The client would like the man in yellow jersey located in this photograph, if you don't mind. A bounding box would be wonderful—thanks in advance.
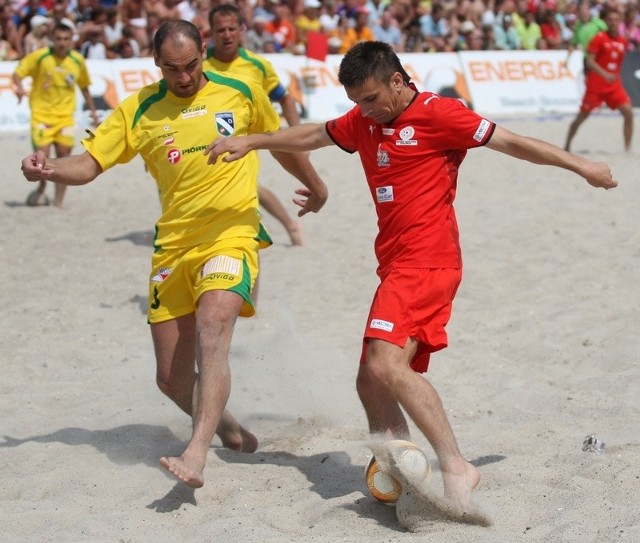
[13,22,99,208]
[205,3,307,246]
[20,20,328,489]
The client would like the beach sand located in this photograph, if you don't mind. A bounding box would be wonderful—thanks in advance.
[2,113,639,542]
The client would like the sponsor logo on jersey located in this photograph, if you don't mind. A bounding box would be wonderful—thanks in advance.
[216,112,235,136]
[473,119,491,142]
[151,267,172,282]
[377,145,390,168]
[181,105,207,119]
[370,318,394,332]
[167,148,182,164]
[376,186,394,203]
[382,128,395,136]
[181,145,207,154]
[396,125,417,146]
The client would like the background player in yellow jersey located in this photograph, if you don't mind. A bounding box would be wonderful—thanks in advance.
[205,3,307,246]
[13,23,99,208]
[20,20,328,489]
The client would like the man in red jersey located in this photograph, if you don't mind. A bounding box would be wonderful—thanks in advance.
[564,8,633,152]
[205,41,617,522]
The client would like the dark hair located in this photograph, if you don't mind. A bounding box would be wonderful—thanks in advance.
[209,4,243,27]
[54,22,73,33]
[153,19,202,55]
[338,41,410,88]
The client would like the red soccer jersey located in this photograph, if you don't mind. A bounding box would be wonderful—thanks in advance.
[586,31,628,90]
[326,91,495,277]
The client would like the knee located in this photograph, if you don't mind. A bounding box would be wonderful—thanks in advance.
[156,372,189,401]
[357,355,394,392]
[156,373,175,399]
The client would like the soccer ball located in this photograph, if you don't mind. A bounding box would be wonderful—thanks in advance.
[365,456,402,505]
[391,440,431,484]
[365,440,432,505]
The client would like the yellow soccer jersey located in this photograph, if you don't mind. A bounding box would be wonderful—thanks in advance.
[14,46,91,121]
[204,47,287,102]
[82,71,280,250]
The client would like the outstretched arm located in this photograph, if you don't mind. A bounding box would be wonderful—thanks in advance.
[205,123,332,164]
[486,125,618,190]
[21,150,103,185]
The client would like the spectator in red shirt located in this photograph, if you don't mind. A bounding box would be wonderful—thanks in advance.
[265,0,297,51]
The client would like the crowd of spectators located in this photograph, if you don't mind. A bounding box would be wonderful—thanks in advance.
[1,0,639,61]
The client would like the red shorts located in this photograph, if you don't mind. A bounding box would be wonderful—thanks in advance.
[580,82,630,112]
[360,267,462,373]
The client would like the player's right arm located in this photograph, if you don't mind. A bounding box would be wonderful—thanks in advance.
[584,51,616,82]
[205,123,332,164]
[12,73,26,104]
[21,150,103,185]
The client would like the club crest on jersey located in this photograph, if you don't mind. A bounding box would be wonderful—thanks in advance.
[396,126,417,146]
[376,186,394,203]
[377,144,390,168]
[216,112,235,137]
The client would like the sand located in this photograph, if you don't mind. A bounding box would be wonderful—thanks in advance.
[2,112,639,542]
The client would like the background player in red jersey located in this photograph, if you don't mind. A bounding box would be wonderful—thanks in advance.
[205,41,617,523]
[564,8,633,152]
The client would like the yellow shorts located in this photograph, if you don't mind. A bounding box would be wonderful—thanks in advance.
[147,237,261,324]
[31,113,75,149]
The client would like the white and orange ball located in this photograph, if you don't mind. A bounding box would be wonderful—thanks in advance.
[365,456,402,505]
[365,440,431,505]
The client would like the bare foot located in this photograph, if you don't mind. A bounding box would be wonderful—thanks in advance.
[441,459,481,514]
[395,459,492,530]
[287,221,303,246]
[216,410,259,452]
[373,441,492,529]
[218,423,258,452]
[159,454,205,488]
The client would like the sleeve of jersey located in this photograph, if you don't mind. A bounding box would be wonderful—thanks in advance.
[263,59,287,101]
[81,106,138,171]
[586,33,603,55]
[14,52,35,78]
[424,96,495,149]
[76,57,92,89]
[325,108,359,153]
[250,83,281,133]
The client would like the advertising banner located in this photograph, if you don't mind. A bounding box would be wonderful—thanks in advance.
[1,49,637,133]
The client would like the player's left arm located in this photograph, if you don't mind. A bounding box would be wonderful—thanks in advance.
[278,93,301,127]
[80,87,100,128]
[584,51,616,82]
[485,125,618,190]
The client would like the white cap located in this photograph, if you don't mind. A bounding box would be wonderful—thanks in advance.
[60,17,77,32]
[304,0,322,8]
[328,36,342,49]
[30,15,50,28]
